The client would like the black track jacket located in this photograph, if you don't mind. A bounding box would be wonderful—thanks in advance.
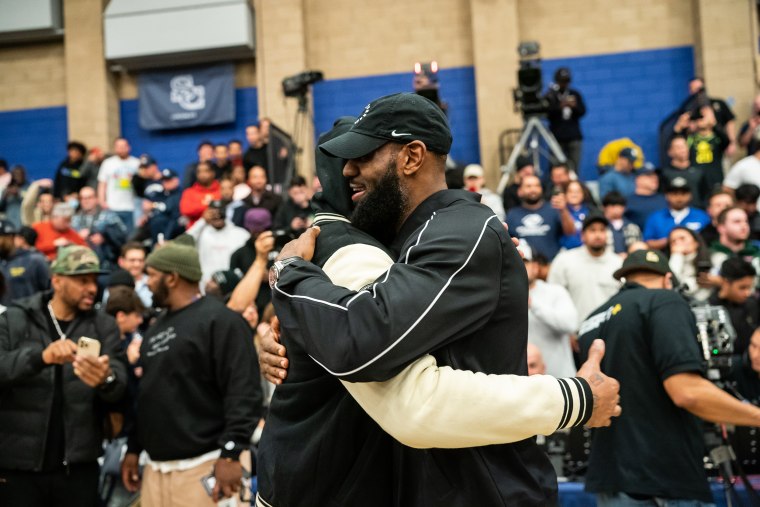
[273,190,564,506]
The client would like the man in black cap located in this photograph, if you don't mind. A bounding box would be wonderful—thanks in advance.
[0,218,49,303]
[546,67,586,172]
[267,93,621,505]
[0,245,127,507]
[143,168,182,245]
[578,249,760,506]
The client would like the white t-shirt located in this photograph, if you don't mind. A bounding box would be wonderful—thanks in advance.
[724,155,760,191]
[98,155,140,211]
[547,246,623,327]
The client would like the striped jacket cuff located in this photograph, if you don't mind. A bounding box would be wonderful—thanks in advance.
[555,377,594,429]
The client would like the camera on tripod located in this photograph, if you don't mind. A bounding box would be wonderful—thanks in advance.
[282,71,324,99]
[691,304,736,381]
[513,41,549,118]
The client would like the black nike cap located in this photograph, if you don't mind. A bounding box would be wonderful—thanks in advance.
[319,92,452,160]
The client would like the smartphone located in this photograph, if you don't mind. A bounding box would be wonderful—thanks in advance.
[77,337,101,358]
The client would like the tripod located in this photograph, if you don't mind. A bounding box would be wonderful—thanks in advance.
[286,93,312,188]
[496,115,566,195]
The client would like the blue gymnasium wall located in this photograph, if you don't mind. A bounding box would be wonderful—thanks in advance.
[120,87,259,174]
[0,46,695,183]
[542,45,695,181]
[311,66,481,164]
[0,106,69,180]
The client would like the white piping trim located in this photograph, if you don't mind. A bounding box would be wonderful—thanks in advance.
[346,290,369,306]
[405,212,436,264]
[569,377,588,426]
[273,283,348,312]
[372,266,393,299]
[312,215,499,377]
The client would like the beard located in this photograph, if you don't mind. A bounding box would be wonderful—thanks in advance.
[151,275,170,309]
[350,160,409,246]
[522,195,541,206]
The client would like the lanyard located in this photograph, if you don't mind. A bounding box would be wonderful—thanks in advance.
[47,302,69,341]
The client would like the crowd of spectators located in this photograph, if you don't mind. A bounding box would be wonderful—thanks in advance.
[1,73,759,506]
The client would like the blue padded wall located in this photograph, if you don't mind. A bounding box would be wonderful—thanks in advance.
[542,46,695,181]
[120,86,259,175]
[311,66,480,165]
[0,106,68,180]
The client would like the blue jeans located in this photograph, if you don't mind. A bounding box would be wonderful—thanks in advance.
[113,210,134,234]
[597,493,715,507]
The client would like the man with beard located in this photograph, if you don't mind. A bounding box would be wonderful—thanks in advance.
[506,174,575,260]
[548,214,623,327]
[0,245,126,506]
[262,94,621,506]
[120,240,261,506]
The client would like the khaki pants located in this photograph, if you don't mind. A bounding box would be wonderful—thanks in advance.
[141,452,251,507]
[141,459,217,507]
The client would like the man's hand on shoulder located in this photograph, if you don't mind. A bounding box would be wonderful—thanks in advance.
[276,226,320,262]
[577,339,622,427]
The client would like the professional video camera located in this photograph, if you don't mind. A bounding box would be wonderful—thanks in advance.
[691,304,736,381]
[282,70,324,99]
[513,41,549,118]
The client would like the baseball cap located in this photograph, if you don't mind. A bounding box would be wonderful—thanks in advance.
[581,213,610,231]
[0,219,18,235]
[139,154,156,167]
[319,93,452,160]
[635,162,656,175]
[161,168,178,179]
[51,245,109,276]
[618,147,639,163]
[613,249,670,280]
[554,67,571,82]
[463,164,484,179]
[107,269,135,289]
[208,199,226,212]
[244,208,272,234]
[666,176,691,193]
[212,268,244,296]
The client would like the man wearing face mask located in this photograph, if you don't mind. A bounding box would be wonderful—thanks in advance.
[578,249,760,506]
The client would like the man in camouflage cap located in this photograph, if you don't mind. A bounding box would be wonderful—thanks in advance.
[0,245,126,507]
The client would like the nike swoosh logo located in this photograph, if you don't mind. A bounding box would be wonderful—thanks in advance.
[391,130,412,137]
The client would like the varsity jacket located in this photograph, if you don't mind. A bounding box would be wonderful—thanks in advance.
[273,190,593,506]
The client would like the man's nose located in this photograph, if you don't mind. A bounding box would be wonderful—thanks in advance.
[343,160,358,178]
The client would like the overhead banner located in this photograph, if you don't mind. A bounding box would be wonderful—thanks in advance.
[138,63,235,130]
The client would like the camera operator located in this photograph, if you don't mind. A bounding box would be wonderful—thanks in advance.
[708,257,758,355]
[730,327,760,405]
[545,67,586,172]
[578,249,760,506]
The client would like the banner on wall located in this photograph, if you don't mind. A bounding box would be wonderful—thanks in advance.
[138,63,235,130]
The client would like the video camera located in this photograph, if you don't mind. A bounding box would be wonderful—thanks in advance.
[282,71,324,98]
[691,304,736,381]
[513,41,549,117]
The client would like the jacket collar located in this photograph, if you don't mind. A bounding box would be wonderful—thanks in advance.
[389,189,478,256]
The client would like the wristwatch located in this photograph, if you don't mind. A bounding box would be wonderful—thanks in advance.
[269,256,302,288]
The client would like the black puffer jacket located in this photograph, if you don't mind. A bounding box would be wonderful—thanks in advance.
[0,291,127,470]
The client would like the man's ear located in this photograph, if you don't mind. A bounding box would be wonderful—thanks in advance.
[663,272,673,290]
[401,141,426,176]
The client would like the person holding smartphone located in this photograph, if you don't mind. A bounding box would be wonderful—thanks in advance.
[0,245,126,507]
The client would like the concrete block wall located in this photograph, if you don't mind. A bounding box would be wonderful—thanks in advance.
[304,0,473,79]
[0,0,757,187]
[0,42,66,111]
